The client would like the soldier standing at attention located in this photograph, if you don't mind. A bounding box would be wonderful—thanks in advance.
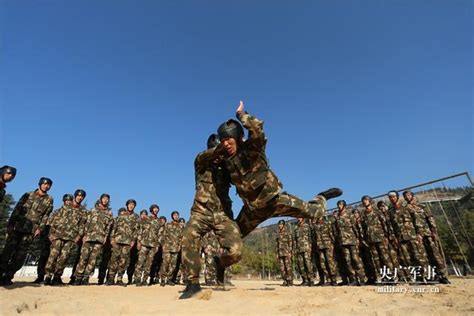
[125,199,139,284]
[44,189,86,285]
[313,216,338,286]
[0,177,54,286]
[73,194,114,285]
[160,211,183,287]
[149,215,166,285]
[276,219,293,286]
[217,101,342,238]
[294,217,314,286]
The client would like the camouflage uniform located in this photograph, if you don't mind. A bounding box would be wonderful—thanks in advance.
[45,204,86,279]
[334,209,365,283]
[313,218,337,284]
[222,112,327,238]
[378,207,401,275]
[133,215,161,284]
[149,220,166,284]
[276,225,293,284]
[390,202,427,281]
[202,231,220,284]
[75,205,114,282]
[294,220,314,285]
[181,148,243,286]
[0,190,54,281]
[361,206,394,281]
[159,221,183,282]
[107,211,138,283]
[406,200,447,279]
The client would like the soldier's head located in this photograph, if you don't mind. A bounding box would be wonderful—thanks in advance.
[0,165,17,183]
[278,219,285,230]
[352,208,361,219]
[38,177,53,193]
[171,211,180,222]
[402,190,414,203]
[140,209,148,219]
[99,193,110,207]
[63,194,73,206]
[377,201,388,212]
[118,207,127,216]
[336,200,346,211]
[296,217,304,224]
[387,191,399,204]
[207,133,221,149]
[218,119,244,156]
[361,195,371,207]
[159,216,167,224]
[126,199,137,212]
[149,204,160,216]
[74,189,86,205]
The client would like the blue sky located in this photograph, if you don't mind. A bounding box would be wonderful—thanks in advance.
[1,1,472,223]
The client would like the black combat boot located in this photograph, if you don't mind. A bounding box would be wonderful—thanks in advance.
[139,280,147,286]
[98,278,104,285]
[179,283,202,299]
[33,275,45,284]
[439,276,451,284]
[214,257,225,286]
[287,280,294,286]
[316,276,325,286]
[315,188,343,201]
[148,277,155,286]
[72,277,82,286]
[105,278,115,286]
[280,280,288,287]
[68,276,76,285]
[0,275,13,286]
[133,278,141,286]
[307,279,314,287]
[44,276,52,286]
[160,279,166,287]
[52,276,65,286]
[347,276,357,286]
[81,277,89,286]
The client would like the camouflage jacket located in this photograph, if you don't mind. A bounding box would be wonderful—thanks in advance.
[161,221,183,253]
[361,207,387,243]
[313,219,334,250]
[49,204,87,241]
[379,210,397,242]
[334,210,358,246]
[111,212,138,245]
[191,148,233,219]
[390,203,417,241]
[276,227,293,257]
[202,230,220,255]
[406,202,433,237]
[222,112,282,211]
[82,206,114,243]
[8,190,54,234]
[294,221,312,253]
[138,216,161,248]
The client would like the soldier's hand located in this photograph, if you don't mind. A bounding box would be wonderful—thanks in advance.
[75,236,82,243]
[111,239,117,248]
[83,236,88,243]
[34,229,41,238]
[137,242,142,250]
[130,241,135,248]
[49,235,55,242]
[236,100,244,114]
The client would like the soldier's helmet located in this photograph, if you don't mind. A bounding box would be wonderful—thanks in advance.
[63,194,73,202]
[336,200,346,207]
[159,216,167,222]
[361,195,371,203]
[126,199,137,206]
[118,207,127,215]
[217,119,244,141]
[100,193,110,200]
[402,190,413,197]
[140,209,148,216]
[179,218,185,224]
[0,165,17,180]
[207,133,220,149]
[278,219,285,225]
[377,201,387,208]
[388,190,399,198]
[149,204,160,213]
[171,210,180,217]
[74,189,86,198]
[38,177,53,187]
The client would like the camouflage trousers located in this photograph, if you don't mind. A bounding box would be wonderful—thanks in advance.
[0,231,34,279]
[318,247,337,280]
[398,239,427,280]
[368,242,393,279]
[108,244,131,281]
[75,241,103,278]
[237,193,326,238]
[45,239,75,278]
[149,247,163,281]
[422,236,447,277]
[341,245,365,280]
[172,252,186,282]
[278,256,293,281]
[295,251,313,281]
[133,245,158,281]
[204,252,217,282]
[160,251,179,280]
[182,207,242,285]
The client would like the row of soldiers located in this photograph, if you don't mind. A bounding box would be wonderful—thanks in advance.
[277,190,450,286]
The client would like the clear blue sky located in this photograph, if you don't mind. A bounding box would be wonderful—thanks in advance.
[1,1,472,223]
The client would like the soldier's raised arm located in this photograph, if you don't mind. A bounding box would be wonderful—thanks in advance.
[235,101,266,148]
[7,193,30,231]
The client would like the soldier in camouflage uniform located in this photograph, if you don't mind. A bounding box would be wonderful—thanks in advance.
[133,205,162,286]
[216,102,342,238]
[377,201,402,280]
[294,217,314,286]
[0,177,54,286]
[334,200,366,286]
[125,200,139,284]
[160,211,183,286]
[149,215,166,285]
[313,216,337,286]
[276,219,293,286]
[388,191,427,283]
[44,189,86,285]
[202,230,220,285]
[106,199,139,286]
[403,191,450,284]
[33,194,73,284]
[0,165,17,203]
[361,196,394,283]
[73,194,114,285]
[352,208,375,284]
[171,217,187,284]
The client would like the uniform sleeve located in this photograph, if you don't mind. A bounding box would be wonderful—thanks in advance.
[421,204,437,231]
[237,111,266,148]
[195,147,226,173]
[8,193,30,227]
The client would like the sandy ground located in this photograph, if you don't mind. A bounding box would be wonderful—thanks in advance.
[0,277,473,315]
